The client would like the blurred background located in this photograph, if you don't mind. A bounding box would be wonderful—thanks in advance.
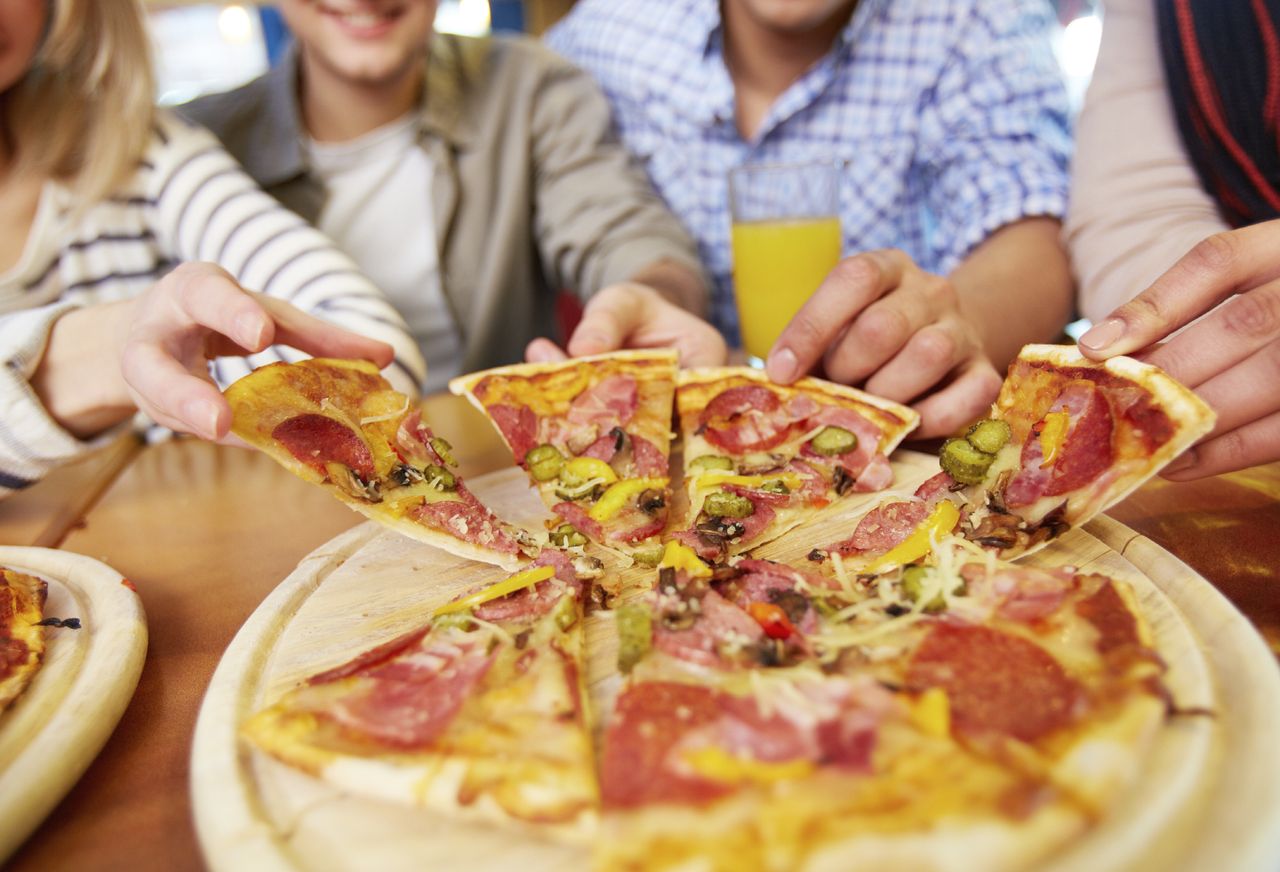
[145,0,1103,108]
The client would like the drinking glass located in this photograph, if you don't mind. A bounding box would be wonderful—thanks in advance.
[728,161,842,362]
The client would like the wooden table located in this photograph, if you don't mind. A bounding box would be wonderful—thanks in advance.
[2,393,1278,871]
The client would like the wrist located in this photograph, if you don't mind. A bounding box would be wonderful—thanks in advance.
[30,301,138,438]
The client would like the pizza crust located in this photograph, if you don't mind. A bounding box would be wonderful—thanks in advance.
[448,349,680,399]
[0,569,46,714]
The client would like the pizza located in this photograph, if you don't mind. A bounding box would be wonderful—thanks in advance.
[450,350,678,562]
[225,358,539,570]
[235,345,1215,870]
[240,549,601,838]
[594,538,1172,872]
[670,368,918,562]
[823,344,1216,567]
[0,567,47,715]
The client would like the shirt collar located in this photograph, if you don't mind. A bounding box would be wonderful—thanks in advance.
[249,33,478,187]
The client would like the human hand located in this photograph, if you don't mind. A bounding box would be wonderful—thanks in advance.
[764,249,1002,438]
[1078,223,1280,479]
[119,263,394,441]
[525,282,728,367]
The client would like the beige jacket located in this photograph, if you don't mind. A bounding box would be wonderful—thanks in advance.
[181,34,707,373]
[1065,0,1227,323]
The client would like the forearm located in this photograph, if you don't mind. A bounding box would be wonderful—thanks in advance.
[29,302,136,439]
[625,258,709,316]
[949,217,1074,369]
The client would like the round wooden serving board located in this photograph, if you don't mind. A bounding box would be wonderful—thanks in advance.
[0,546,148,862]
[191,454,1280,872]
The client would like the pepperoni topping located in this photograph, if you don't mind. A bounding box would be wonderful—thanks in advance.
[553,501,605,542]
[829,499,929,556]
[906,622,1084,742]
[630,434,669,477]
[1005,382,1115,509]
[310,627,432,684]
[1075,577,1142,656]
[853,453,893,492]
[567,375,638,429]
[412,500,521,554]
[613,514,666,544]
[579,433,619,463]
[720,559,827,634]
[722,484,790,507]
[984,566,1074,623]
[700,385,795,453]
[487,404,538,465]
[601,682,732,808]
[272,414,374,479]
[323,638,496,749]
[787,459,830,504]
[914,471,957,504]
[731,501,777,546]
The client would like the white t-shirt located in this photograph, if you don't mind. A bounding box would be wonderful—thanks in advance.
[306,114,462,394]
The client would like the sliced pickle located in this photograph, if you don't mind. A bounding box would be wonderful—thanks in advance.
[549,523,587,548]
[900,565,947,614]
[615,604,653,673]
[429,436,457,466]
[810,426,858,457]
[939,437,996,486]
[964,419,1012,455]
[422,464,457,491]
[759,479,791,495]
[691,455,734,472]
[525,444,564,482]
[703,490,755,519]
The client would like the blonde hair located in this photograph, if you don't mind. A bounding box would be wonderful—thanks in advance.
[5,0,155,207]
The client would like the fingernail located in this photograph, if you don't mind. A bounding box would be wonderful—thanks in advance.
[1079,318,1125,352]
[184,399,219,440]
[1162,449,1196,476]
[235,313,265,349]
[767,347,798,383]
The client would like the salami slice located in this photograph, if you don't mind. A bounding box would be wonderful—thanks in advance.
[322,638,496,749]
[1005,382,1115,508]
[906,622,1084,742]
[700,385,796,453]
[272,414,374,478]
[829,499,929,556]
[487,403,538,464]
[553,501,606,542]
[413,500,521,554]
[652,589,764,667]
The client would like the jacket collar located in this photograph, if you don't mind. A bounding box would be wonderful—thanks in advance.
[247,34,478,186]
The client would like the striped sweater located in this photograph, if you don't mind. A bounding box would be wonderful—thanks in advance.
[0,111,427,496]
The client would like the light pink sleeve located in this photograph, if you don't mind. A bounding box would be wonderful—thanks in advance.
[1065,0,1229,323]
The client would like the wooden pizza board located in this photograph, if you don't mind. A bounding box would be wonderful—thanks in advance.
[0,546,148,862]
[190,454,1280,872]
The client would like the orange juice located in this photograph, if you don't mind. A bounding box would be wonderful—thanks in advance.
[730,217,842,359]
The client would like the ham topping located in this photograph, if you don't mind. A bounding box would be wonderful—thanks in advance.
[567,375,638,429]
[487,404,538,465]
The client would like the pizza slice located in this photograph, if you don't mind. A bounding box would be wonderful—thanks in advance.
[671,368,919,563]
[225,358,539,570]
[596,539,1176,872]
[240,550,600,838]
[450,350,678,562]
[0,567,47,715]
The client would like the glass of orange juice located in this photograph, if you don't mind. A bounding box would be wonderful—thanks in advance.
[729,161,842,362]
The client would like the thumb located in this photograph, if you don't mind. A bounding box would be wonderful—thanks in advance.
[566,287,642,356]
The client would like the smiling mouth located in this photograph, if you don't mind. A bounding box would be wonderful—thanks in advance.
[313,2,406,29]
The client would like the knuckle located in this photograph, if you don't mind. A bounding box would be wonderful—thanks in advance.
[1186,232,1239,275]
[857,305,911,349]
[830,254,882,290]
[1219,288,1280,340]
[911,326,957,368]
[1118,291,1174,330]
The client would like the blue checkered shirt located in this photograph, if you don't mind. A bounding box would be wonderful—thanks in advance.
[548,0,1072,345]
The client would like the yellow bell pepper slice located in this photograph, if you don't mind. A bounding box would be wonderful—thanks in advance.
[694,471,804,491]
[911,688,951,739]
[1038,410,1071,468]
[434,565,555,616]
[864,500,960,573]
[658,540,713,579]
[682,746,814,785]
[564,456,618,485]
[588,477,667,522]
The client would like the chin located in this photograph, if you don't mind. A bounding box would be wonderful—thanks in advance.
[735,0,852,34]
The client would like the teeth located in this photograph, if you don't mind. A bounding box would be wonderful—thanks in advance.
[342,12,385,26]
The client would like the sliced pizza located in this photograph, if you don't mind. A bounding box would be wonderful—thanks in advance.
[0,567,47,715]
[596,538,1175,872]
[671,368,919,563]
[450,350,678,562]
[225,358,538,570]
[241,550,600,838]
